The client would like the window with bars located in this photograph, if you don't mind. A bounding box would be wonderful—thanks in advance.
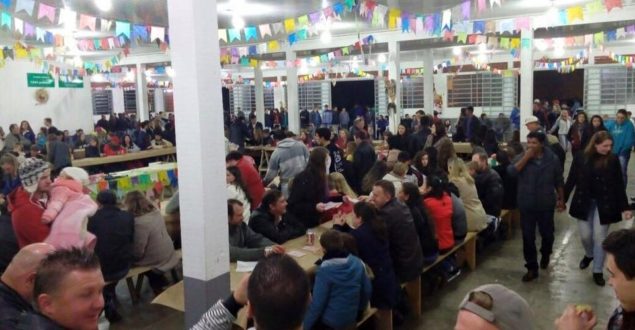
[447,73,504,108]
[264,87,275,109]
[92,90,113,115]
[401,77,425,109]
[229,85,256,114]
[584,66,635,115]
[123,89,137,114]
[375,79,387,115]
[298,82,330,111]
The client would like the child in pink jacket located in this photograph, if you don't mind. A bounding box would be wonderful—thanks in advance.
[43,167,98,249]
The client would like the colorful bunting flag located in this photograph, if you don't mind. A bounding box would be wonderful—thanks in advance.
[15,0,35,16]
[115,21,131,38]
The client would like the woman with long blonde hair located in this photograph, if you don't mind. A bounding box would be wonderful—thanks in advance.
[328,172,357,198]
[447,157,487,232]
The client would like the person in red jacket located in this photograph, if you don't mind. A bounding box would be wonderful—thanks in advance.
[8,158,53,248]
[103,135,127,156]
[226,151,264,210]
[423,175,455,253]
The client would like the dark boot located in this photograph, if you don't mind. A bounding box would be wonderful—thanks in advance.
[522,269,539,282]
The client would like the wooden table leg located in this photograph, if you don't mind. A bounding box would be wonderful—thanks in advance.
[465,237,477,271]
[375,309,393,330]
[126,278,139,304]
[404,277,421,318]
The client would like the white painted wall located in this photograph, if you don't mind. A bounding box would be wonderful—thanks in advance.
[0,61,93,133]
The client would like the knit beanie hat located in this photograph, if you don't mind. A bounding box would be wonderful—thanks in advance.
[60,167,90,186]
[19,158,50,193]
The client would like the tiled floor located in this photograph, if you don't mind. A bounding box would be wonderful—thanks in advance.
[111,153,635,330]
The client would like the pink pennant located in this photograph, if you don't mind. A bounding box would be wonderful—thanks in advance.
[477,0,486,13]
[605,0,622,12]
[515,17,531,31]
[37,3,56,23]
[79,14,96,31]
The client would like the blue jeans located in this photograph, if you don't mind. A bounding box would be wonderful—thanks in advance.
[618,150,631,187]
[578,201,609,274]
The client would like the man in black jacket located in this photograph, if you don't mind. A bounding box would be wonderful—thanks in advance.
[471,151,504,217]
[0,243,54,329]
[315,128,344,174]
[249,190,305,244]
[508,132,565,282]
[369,180,424,283]
[299,108,310,129]
[87,190,134,322]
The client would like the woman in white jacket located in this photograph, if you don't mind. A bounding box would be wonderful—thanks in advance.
[226,165,252,221]
[550,110,572,152]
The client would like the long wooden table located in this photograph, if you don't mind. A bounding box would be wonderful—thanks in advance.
[244,146,276,174]
[71,147,177,167]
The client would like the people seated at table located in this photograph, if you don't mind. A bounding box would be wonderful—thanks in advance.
[322,172,356,220]
[288,147,330,228]
[47,132,72,177]
[87,190,135,322]
[333,202,398,311]
[369,180,424,283]
[398,151,422,186]
[387,124,409,151]
[226,166,252,220]
[315,127,345,174]
[41,167,98,250]
[192,255,310,330]
[352,130,377,193]
[492,149,518,212]
[423,175,455,254]
[122,134,140,153]
[228,199,284,262]
[103,135,126,157]
[150,133,174,149]
[382,161,408,194]
[249,190,305,244]
[400,182,439,264]
[303,230,371,330]
[262,130,309,197]
[448,157,488,232]
[361,160,388,195]
[225,151,264,209]
[73,130,90,150]
[19,248,105,330]
[84,137,101,158]
[123,191,180,295]
[471,151,504,218]
[0,243,54,328]
[134,121,151,151]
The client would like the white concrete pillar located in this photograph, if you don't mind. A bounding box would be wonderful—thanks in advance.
[286,48,299,133]
[520,28,534,142]
[422,49,435,115]
[166,0,230,327]
[154,88,166,114]
[273,75,285,110]
[254,66,265,124]
[388,40,401,133]
[135,63,149,121]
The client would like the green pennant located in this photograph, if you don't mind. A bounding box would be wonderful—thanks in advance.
[342,47,349,55]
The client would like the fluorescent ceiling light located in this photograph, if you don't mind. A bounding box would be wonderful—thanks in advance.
[231,16,245,29]
[218,0,276,17]
[95,0,112,12]
[453,46,462,56]
[378,53,386,63]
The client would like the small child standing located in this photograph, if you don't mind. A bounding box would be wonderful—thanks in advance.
[303,230,371,330]
[43,167,99,249]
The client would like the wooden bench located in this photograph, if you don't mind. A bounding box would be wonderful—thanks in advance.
[500,209,520,239]
[422,231,478,273]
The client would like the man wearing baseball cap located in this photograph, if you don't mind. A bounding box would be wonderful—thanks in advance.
[7,158,52,247]
[455,284,534,330]
[525,115,566,170]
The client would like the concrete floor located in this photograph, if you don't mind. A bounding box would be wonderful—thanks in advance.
[109,154,635,330]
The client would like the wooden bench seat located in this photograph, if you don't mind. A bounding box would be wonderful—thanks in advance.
[500,209,520,238]
[422,231,478,273]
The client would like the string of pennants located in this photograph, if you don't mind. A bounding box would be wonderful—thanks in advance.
[0,0,168,44]
[93,169,178,198]
[222,35,376,69]
[534,50,590,73]
[607,51,635,68]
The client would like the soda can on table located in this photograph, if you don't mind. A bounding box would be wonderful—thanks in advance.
[306,230,315,246]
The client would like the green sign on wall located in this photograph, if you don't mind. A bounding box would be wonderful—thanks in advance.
[27,73,55,88]
[59,77,84,88]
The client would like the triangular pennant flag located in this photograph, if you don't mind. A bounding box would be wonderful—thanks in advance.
[1,11,11,28]
[461,1,471,20]
[267,40,279,51]
[15,0,35,16]
[37,3,55,23]
[510,38,520,49]
[288,32,297,45]
[605,0,622,12]
[132,25,148,42]
[284,18,295,33]
[388,8,400,29]
[477,0,486,13]
[457,32,468,43]
[60,9,76,30]
[489,0,501,7]
[499,37,510,49]
[297,15,308,28]
[594,32,604,45]
[0,0,11,9]
[79,14,96,31]
[566,6,583,22]
[107,37,115,49]
[342,47,349,55]
[35,27,44,41]
[272,22,284,35]
[23,21,34,37]
[473,21,485,33]
[14,17,23,34]
[259,24,271,38]
[150,26,165,42]
[115,21,131,38]
[218,29,227,42]
[344,0,355,10]
[244,26,257,41]
[297,28,307,40]
[228,28,241,42]
[101,19,112,32]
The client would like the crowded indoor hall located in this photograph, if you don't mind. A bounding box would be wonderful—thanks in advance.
[1,0,635,329]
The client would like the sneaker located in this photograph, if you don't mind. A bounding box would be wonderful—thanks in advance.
[522,270,539,282]
[447,268,462,282]
[540,257,550,269]
[593,273,605,286]
[579,256,593,270]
